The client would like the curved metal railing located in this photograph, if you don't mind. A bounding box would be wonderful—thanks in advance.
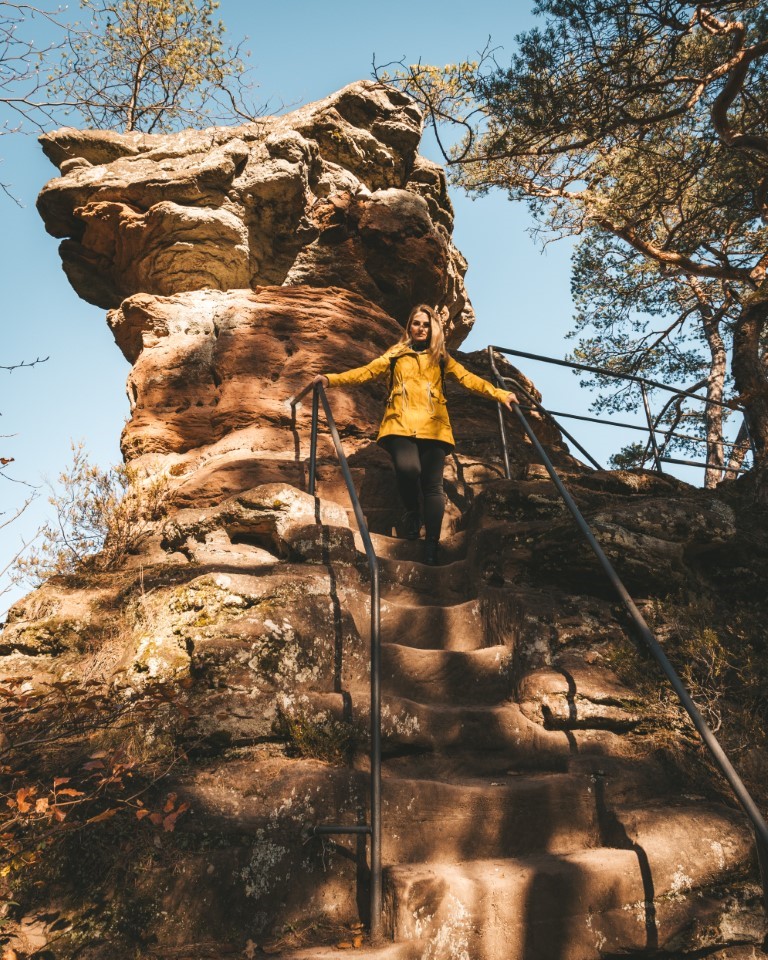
[290,381,382,941]
[489,344,753,479]
[487,346,768,914]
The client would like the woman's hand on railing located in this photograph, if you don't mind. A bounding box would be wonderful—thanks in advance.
[501,391,519,411]
[291,375,328,407]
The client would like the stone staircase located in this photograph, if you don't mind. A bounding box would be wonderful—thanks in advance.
[280,476,765,960]
[5,447,764,958]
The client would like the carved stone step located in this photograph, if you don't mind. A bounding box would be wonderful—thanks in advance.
[378,582,474,614]
[378,555,474,601]
[363,529,469,563]
[380,772,600,862]
[381,643,512,706]
[378,696,625,762]
[384,804,757,959]
[380,598,488,651]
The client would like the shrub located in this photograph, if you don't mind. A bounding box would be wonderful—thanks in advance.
[13,442,173,585]
[0,674,193,949]
[608,594,768,806]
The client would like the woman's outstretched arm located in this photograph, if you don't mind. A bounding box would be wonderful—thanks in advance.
[314,347,399,389]
[445,356,518,409]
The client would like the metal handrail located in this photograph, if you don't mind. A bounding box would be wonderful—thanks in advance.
[487,346,768,914]
[491,345,746,410]
[498,373,604,471]
[290,381,382,941]
[490,344,753,477]
[510,392,751,476]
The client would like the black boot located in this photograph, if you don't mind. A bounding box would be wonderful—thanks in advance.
[424,538,439,566]
[401,510,421,540]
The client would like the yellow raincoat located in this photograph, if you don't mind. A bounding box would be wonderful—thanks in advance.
[325,345,511,447]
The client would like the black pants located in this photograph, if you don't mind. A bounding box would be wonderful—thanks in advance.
[380,436,451,541]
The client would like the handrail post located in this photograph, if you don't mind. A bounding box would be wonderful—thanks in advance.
[308,385,319,495]
[496,402,513,480]
[640,382,663,473]
[743,416,758,467]
[488,347,512,479]
[305,385,382,942]
[369,560,382,942]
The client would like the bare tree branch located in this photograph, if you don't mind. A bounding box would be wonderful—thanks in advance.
[0,355,49,371]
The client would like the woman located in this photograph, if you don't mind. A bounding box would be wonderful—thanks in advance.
[313,305,518,565]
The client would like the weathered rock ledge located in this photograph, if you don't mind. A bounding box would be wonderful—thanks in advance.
[37,81,475,342]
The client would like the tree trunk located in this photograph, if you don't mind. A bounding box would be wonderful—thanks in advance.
[686,276,728,487]
[731,289,768,499]
[702,312,727,488]
[725,419,751,477]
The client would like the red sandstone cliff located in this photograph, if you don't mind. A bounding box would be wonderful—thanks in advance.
[0,81,765,960]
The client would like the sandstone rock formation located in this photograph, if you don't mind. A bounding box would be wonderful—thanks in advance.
[37,82,474,342]
[101,284,558,527]
[1,80,766,959]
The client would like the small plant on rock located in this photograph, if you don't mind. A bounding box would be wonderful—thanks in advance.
[274,704,365,766]
[608,594,768,806]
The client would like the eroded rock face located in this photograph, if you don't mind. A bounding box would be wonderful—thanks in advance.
[112,285,398,461]
[37,81,475,342]
[104,284,553,523]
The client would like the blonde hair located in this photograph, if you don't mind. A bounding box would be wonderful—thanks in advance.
[398,305,447,365]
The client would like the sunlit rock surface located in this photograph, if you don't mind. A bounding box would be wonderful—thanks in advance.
[37,81,474,342]
[1,80,765,960]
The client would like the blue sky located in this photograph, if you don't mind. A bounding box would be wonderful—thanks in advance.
[0,0,687,608]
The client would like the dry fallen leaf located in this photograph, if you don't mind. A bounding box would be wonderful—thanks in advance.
[243,939,258,960]
[82,759,106,772]
[86,807,118,824]
[352,935,363,948]
[15,786,36,813]
[335,942,353,950]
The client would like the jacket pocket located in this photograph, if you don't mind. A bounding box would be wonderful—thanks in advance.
[429,391,450,424]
